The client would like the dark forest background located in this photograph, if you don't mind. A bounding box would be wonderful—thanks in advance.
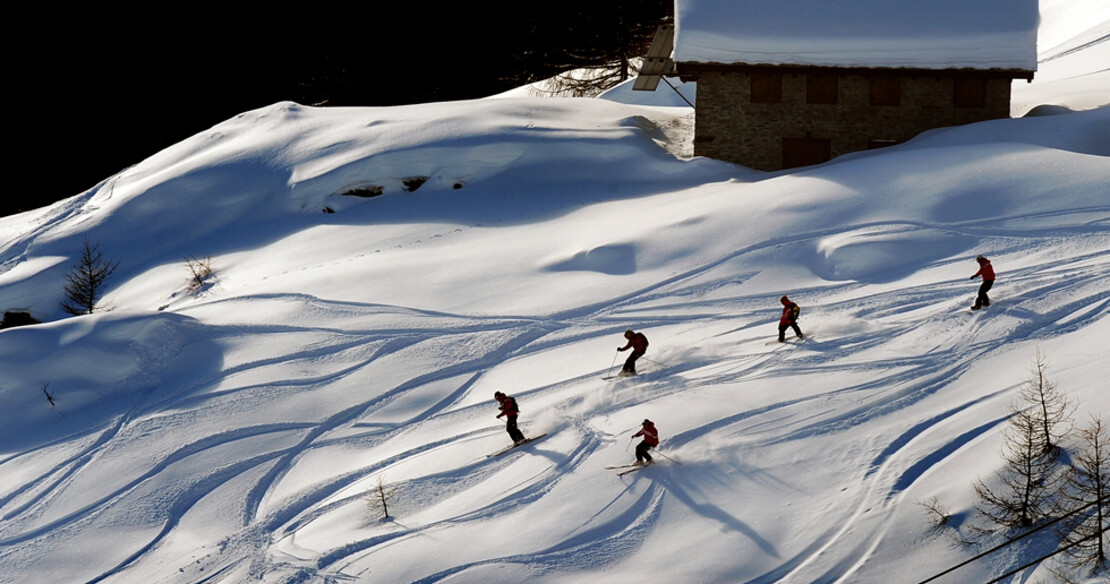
[7,2,671,218]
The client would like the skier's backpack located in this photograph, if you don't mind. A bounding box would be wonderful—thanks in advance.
[792,305,800,320]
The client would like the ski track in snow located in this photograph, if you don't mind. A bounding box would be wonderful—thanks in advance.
[1,217,1106,584]
[1,53,1107,579]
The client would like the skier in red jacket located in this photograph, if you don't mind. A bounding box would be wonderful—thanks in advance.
[617,329,649,376]
[631,419,659,465]
[970,255,995,310]
[778,295,804,342]
[494,391,526,445]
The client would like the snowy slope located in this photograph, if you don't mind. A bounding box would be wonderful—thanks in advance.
[1011,0,1110,115]
[1,6,1108,584]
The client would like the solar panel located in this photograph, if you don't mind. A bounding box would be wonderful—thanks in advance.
[633,25,675,91]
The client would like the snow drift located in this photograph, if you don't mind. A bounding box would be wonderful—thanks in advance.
[0,4,1108,583]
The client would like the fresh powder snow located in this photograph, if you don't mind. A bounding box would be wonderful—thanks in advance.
[0,3,1108,584]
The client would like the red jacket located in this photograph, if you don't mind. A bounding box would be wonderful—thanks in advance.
[619,332,649,353]
[973,258,995,281]
[496,395,519,418]
[779,298,799,326]
[634,423,659,446]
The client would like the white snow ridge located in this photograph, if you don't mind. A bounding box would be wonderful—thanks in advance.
[1,2,1108,583]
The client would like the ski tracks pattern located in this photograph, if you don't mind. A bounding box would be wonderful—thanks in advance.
[1,224,1107,583]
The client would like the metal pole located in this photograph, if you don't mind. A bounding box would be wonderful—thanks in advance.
[661,76,696,110]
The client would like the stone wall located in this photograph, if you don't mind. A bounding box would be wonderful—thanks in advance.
[691,69,1013,170]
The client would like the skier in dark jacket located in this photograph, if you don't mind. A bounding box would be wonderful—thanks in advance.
[617,329,649,376]
[631,419,659,465]
[778,295,804,342]
[970,255,995,310]
[494,391,526,445]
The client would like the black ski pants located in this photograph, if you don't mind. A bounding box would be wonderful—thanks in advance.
[974,280,993,309]
[778,322,802,341]
[636,441,654,463]
[504,415,525,443]
[622,350,645,374]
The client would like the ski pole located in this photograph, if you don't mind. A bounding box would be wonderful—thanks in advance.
[607,350,620,377]
[653,448,681,465]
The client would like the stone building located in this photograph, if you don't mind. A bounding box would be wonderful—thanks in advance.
[672,0,1038,170]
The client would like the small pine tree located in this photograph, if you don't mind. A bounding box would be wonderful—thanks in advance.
[974,351,1077,531]
[1019,350,1075,454]
[60,237,119,315]
[366,475,398,520]
[919,496,951,530]
[1056,415,1109,576]
[185,255,214,292]
[975,407,1067,529]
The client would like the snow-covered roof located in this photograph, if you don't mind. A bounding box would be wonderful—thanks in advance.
[674,0,1039,71]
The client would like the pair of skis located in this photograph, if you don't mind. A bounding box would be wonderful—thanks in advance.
[487,433,547,457]
[601,366,642,380]
[765,334,810,346]
[605,461,653,476]
[488,436,659,476]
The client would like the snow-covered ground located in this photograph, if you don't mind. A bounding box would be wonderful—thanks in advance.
[1,4,1107,584]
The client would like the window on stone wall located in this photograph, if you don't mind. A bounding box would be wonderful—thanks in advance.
[807,74,838,104]
[751,73,783,103]
[782,137,831,168]
[869,76,901,106]
[954,77,987,107]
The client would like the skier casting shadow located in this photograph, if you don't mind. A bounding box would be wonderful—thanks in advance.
[617,328,649,376]
[969,254,995,310]
[494,391,526,445]
[631,419,659,465]
[777,295,804,342]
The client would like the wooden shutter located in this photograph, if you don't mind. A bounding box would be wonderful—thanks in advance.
[806,74,838,104]
[751,73,783,103]
[782,137,831,168]
[869,76,901,106]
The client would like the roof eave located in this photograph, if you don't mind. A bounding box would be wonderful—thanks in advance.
[675,61,1036,82]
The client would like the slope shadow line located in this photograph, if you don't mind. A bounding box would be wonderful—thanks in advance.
[656,470,779,557]
[0,423,312,547]
[405,485,667,584]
